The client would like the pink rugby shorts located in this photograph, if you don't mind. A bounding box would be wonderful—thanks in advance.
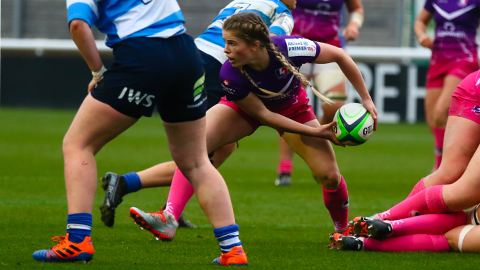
[426,57,479,89]
[449,70,480,125]
[218,88,317,134]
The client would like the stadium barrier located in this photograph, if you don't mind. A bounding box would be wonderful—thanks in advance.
[2,38,476,123]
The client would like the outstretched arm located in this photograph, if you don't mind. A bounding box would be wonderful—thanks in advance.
[233,93,344,146]
[313,42,377,130]
[70,19,105,92]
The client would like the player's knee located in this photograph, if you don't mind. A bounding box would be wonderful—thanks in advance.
[315,171,341,189]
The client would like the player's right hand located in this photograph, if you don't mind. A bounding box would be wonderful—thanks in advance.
[419,36,433,50]
[316,121,345,147]
[88,76,103,93]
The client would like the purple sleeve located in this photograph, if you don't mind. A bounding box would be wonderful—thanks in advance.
[219,63,251,101]
[271,35,321,67]
[423,0,434,13]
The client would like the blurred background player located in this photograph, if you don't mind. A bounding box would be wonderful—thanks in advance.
[415,0,480,171]
[32,0,248,265]
[100,0,295,228]
[274,0,364,186]
[330,204,480,253]
[129,13,377,243]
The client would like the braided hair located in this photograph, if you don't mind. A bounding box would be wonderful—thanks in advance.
[223,12,332,104]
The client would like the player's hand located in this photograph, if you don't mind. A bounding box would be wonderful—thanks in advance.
[362,98,378,131]
[315,120,345,147]
[418,35,433,50]
[88,76,103,93]
[343,23,359,42]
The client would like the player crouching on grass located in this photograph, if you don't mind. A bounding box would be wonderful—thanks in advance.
[127,12,378,262]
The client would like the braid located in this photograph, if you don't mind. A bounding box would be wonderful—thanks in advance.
[266,43,333,104]
[224,13,332,103]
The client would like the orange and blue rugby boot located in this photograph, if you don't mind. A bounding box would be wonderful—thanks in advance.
[33,233,94,263]
[212,246,248,266]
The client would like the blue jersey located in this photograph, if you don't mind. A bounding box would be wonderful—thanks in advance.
[195,0,294,64]
[67,0,186,47]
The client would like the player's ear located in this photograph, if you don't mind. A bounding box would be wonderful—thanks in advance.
[251,40,261,52]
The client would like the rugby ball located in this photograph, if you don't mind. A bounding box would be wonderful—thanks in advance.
[333,103,374,146]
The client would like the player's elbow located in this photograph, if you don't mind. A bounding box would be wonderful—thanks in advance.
[69,19,89,35]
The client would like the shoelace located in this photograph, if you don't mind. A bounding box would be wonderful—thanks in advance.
[50,236,67,249]
[151,210,167,224]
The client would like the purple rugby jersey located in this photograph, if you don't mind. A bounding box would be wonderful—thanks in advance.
[220,35,320,112]
[291,0,345,46]
[425,0,480,61]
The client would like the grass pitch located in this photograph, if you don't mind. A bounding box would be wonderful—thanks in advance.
[1,107,479,269]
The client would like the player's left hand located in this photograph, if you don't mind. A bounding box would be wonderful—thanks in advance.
[362,98,378,131]
[343,23,359,42]
[88,76,103,93]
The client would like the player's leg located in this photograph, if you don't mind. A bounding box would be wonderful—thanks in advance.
[33,94,138,262]
[274,136,294,186]
[283,119,348,233]
[424,88,443,170]
[160,103,254,223]
[330,233,450,252]
[443,144,480,212]
[446,221,480,253]
[313,62,347,125]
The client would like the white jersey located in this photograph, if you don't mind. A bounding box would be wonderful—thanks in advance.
[67,0,186,47]
[195,0,294,64]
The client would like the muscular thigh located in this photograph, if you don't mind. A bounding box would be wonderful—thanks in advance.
[282,120,339,176]
[427,116,480,186]
[445,143,480,211]
[433,75,463,126]
[205,104,254,152]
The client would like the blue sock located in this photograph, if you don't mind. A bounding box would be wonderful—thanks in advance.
[123,172,142,193]
[214,224,242,253]
[66,213,92,243]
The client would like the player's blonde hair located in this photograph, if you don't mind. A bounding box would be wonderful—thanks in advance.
[223,13,332,104]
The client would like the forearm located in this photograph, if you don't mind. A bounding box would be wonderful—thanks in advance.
[257,112,317,136]
[70,20,104,72]
[336,51,369,100]
[414,20,428,40]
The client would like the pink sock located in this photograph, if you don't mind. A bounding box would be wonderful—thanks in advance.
[433,127,445,170]
[277,160,293,174]
[165,168,195,221]
[322,176,349,231]
[406,178,426,199]
[390,211,466,236]
[379,185,450,220]
[364,234,450,252]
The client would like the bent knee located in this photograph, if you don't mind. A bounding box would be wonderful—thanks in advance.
[315,171,341,189]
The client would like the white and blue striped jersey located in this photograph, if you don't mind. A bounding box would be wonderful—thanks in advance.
[67,0,186,47]
[195,0,294,64]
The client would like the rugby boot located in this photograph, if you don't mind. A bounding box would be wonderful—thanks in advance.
[100,172,127,227]
[212,246,248,266]
[33,234,94,263]
[352,216,392,239]
[130,207,178,241]
[162,204,197,228]
[329,233,363,251]
[328,227,353,248]
[274,173,291,187]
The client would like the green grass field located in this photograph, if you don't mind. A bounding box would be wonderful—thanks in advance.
[1,107,479,269]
